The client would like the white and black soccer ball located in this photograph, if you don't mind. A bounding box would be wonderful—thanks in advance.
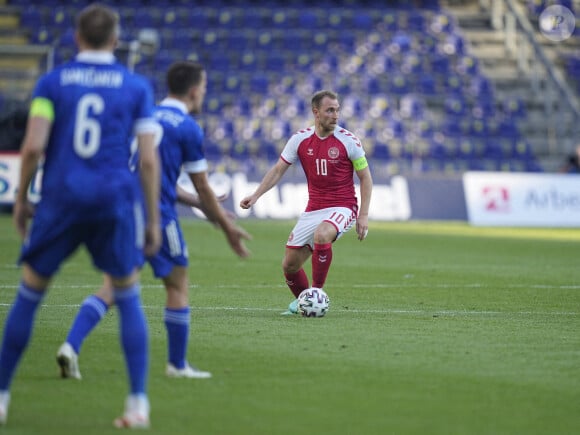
[297,287,330,318]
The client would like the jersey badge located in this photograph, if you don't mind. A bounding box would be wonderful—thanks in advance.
[328,147,339,159]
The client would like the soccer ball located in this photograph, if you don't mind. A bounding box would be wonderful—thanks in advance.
[297,287,330,318]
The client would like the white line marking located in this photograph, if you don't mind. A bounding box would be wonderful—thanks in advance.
[1,283,580,290]
[0,303,576,317]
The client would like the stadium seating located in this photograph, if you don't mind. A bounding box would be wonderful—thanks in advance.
[9,0,544,174]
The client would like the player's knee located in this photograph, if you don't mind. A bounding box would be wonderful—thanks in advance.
[282,259,300,274]
[314,223,337,244]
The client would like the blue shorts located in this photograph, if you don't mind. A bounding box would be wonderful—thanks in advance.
[146,215,188,279]
[20,200,144,279]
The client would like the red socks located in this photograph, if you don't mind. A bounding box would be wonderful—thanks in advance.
[284,243,333,297]
[284,269,309,298]
[312,242,332,289]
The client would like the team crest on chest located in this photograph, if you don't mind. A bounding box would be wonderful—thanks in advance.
[307,148,314,156]
[328,147,339,159]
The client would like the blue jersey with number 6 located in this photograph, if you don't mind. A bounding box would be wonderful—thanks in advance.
[33,53,155,208]
[20,52,158,278]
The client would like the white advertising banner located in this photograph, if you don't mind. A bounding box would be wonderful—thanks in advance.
[0,153,22,204]
[0,153,42,204]
[463,171,580,227]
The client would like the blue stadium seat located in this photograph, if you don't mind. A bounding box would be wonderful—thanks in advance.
[48,7,74,30]
[132,8,161,28]
[257,142,280,162]
[382,11,400,31]
[230,142,251,161]
[456,55,480,75]
[270,8,293,29]
[368,95,393,118]
[249,73,269,93]
[400,94,425,119]
[407,11,426,31]
[389,32,412,53]
[469,75,494,98]
[372,143,390,161]
[203,141,224,163]
[502,97,527,119]
[326,11,345,28]
[19,7,42,29]
[30,27,56,45]
[169,30,196,51]
[472,99,496,119]
[184,8,216,30]
[388,74,410,95]
[428,136,451,161]
[431,54,451,74]
[416,74,437,95]
[153,50,174,71]
[238,51,258,71]
[469,119,488,137]
[58,28,76,48]
[352,11,373,29]
[209,53,233,72]
[297,9,324,27]
[243,8,268,28]
[223,74,242,95]
[401,52,424,75]
[444,73,465,96]
[217,8,244,28]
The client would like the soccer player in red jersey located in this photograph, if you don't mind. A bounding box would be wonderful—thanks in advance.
[240,90,373,314]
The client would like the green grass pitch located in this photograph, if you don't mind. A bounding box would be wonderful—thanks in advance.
[0,214,579,434]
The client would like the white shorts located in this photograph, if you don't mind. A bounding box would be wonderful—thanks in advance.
[286,207,357,250]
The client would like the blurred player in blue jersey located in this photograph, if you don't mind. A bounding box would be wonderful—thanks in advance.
[56,60,251,382]
[0,3,161,429]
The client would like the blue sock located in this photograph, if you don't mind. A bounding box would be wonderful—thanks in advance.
[0,282,45,390]
[164,307,190,369]
[114,283,148,395]
[66,295,109,354]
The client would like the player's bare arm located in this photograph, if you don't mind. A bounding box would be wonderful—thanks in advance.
[355,166,373,241]
[191,172,251,258]
[239,158,290,209]
[138,132,162,257]
[176,186,236,224]
[14,115,50,239]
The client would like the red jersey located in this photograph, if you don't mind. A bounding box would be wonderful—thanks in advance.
[280,125,366,212]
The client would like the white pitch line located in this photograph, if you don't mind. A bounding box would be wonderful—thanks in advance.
[1,283,580,290]
[0,303,577,317]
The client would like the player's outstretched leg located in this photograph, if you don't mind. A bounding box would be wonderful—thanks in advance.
[113,394,150,429]
[57,294,109,380]
[311,242,333,289]
[56,342,82,380]
[282,269,309,315]
[164,307,211,379]
[113,283,149,429]
[0,283,45,425]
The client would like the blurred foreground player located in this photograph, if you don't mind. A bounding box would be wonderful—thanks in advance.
[56,60,251,382]
[0,3,160,429]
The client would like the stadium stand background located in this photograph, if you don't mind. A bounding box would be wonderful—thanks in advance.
[0,0,579,175]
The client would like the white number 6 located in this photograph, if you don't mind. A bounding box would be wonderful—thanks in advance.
[74,94,104,158]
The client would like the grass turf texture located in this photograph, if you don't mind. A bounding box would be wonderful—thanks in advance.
[0,214,578,434]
